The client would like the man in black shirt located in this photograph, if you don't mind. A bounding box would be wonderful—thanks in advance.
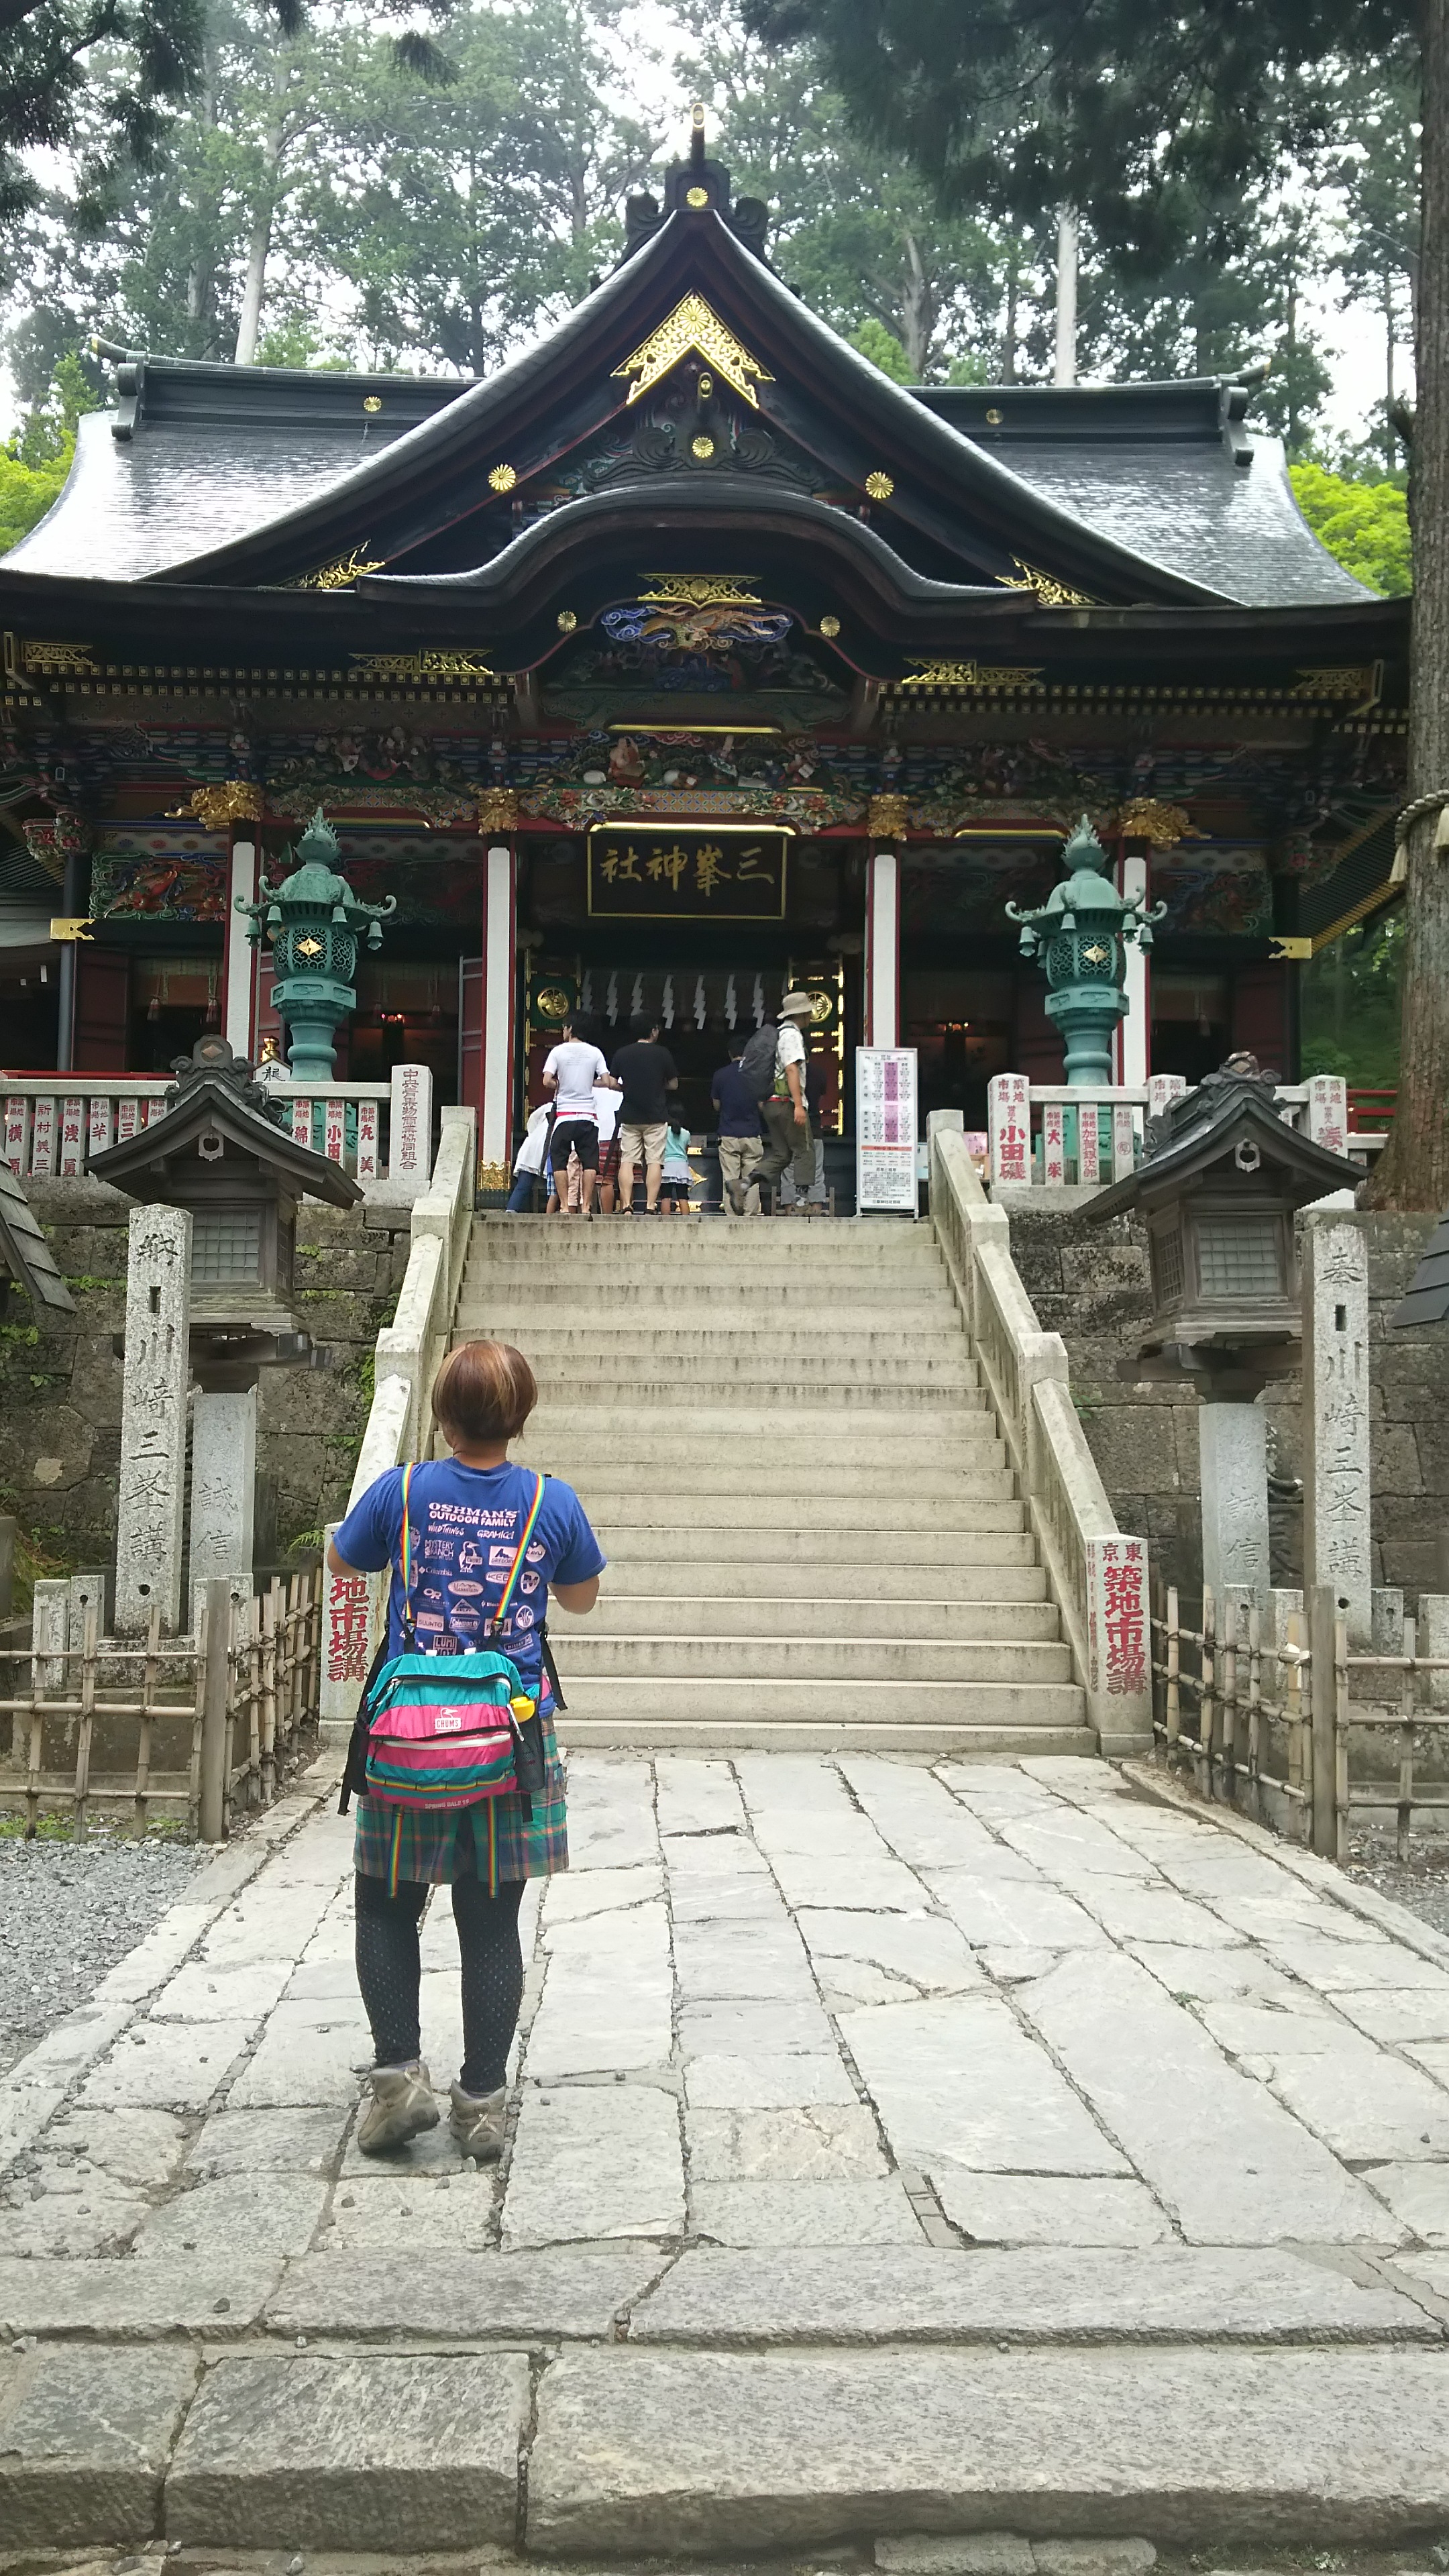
[610,1012,678,1215]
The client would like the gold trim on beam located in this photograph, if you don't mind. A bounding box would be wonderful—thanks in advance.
[350,651,497,682]
[293,545,386,591]
[900,660,1044,690]
[21,640,97,674]
[612,294,774,409]
[638,576,763,606]
[998,559,1094,607]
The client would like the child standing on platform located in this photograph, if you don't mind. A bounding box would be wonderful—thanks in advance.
[659,1111,693,1214]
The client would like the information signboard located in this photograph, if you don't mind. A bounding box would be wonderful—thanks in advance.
[855,1046,918,1215]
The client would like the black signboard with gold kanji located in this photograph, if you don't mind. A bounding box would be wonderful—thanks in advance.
[586,825,789,920]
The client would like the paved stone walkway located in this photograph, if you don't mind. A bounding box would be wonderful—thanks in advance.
[7,1750,1449,2555]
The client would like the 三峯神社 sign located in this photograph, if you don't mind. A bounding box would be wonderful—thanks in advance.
[586,827,788,920]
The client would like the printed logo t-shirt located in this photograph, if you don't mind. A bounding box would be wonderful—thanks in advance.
[333,1458,606,1705]
[543,1040,610,1122]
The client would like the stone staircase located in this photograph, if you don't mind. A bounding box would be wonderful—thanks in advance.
[450,1215,1093,1754]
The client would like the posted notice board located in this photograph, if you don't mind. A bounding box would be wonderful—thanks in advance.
[855,1046,918,1214]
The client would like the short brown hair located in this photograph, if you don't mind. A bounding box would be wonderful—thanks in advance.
[432,1340,537,1445]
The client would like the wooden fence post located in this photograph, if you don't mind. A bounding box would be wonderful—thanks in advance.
[198,1576,232,1844]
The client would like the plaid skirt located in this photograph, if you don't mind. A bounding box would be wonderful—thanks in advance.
[353,1707,568,1892]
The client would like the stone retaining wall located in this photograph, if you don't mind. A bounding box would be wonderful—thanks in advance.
[0,1184,407,1592]
[1004,1201,1449,1605]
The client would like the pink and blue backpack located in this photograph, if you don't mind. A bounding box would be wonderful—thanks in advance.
[357,1462,546,1817]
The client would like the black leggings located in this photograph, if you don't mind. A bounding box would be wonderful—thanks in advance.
[354,1865,525,2095]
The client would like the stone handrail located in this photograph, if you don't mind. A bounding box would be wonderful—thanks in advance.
[929,1114,1151,1756]
[319,1104,477,1725]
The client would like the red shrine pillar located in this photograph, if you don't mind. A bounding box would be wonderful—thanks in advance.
[864,797,906,1049]
[477,796,518,1178]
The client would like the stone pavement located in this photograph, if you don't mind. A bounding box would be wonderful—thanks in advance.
[7,1750,1449,2555]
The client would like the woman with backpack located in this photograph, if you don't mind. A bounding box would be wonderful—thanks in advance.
[327,1339,605,2161]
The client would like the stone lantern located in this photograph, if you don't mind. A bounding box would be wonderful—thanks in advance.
[236,808,395,1082]
[1006,814,1165,1086]
[91,1034,362,1625]
[1086,1053,1362,1605]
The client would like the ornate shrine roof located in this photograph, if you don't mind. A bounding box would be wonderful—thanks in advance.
[6,134,1372,627]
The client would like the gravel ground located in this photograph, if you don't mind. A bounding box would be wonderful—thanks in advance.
[1342,1836,1449,1941]
[0,1829,207,2078]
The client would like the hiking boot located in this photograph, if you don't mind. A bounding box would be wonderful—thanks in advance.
[356,2059,439,2155]
[450,2080,508,2162]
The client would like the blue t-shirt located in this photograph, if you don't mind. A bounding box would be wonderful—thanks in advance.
[333,1458,606,1703]
[712,1061,762,1137]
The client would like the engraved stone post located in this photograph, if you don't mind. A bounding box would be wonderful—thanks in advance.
[1198,1403,1271,1604]
[189,1389,257,1627]
[320,1516,381,1729]
[115,1205,191,1637]
[1302,1214,1372,1647]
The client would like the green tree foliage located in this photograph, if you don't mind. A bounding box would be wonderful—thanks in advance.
[672,0,1052,380]
[1289,460,1411,594]
[1301,912,1405,1089]
[1328,61,1419,476]
[0,350,104,552]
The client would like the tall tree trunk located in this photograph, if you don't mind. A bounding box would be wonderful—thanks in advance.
[233,106,286,366]
[898,232,935,378]
[1054,208,1078,386]
[1386,270,1397,476]
[1003,253,1018,383]
[1368,0,1449,1210]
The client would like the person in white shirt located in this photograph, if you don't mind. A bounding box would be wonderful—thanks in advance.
[743,989,816,1208]
[541,1016,620,1217]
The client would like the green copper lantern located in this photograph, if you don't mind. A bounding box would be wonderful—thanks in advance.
[237,809,396,1083]
[1006,814,1165,1087]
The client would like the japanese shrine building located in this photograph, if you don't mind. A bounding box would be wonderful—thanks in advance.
[0,115,1409,1171]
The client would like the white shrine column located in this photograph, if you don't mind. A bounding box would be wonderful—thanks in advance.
[115,1205,192,1637]
[221,799,262,1059]
[480,835,518,1175]
[1302,1214,1372,1646]
[864,798,906,1049]
[1114,845,1150,1086]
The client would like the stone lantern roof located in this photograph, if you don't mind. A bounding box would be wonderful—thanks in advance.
[1088,1055,1362,1223]
[90,1034,361,1211]
[0,1161,75,1313]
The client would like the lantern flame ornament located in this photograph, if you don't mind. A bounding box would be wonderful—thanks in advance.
[1006,814,1165,1087]
[236,809,396,1083]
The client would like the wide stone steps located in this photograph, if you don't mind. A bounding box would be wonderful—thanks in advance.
[584,1591,1059,1638]
[525,1403,994,1447]
[555,1631,1072,1682]
[598,1523,1039,1568]
[587,1490,1022,1532]
[452,1211,1086,1752]
[458,1303,959,1336]
[551,1675,1087,1732]
[590,1558,1051,1599]
[525,1454,1010,1499]
[526,1371,983,1409]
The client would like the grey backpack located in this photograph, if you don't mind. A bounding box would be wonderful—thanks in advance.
[739,1021,778,1102]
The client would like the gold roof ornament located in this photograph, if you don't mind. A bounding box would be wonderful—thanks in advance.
[864,471,894,500]
[557,610,578,632]
[868,793,911,837]
[1108,798,1201,847]
[294,545,386,590]
[1289,663,1383,709]
[20,640,97,674]
[900,660,1044,691]
[819,615,841,639]
[639,576,763,606]
[488,463,518,493]
[349,650,496,683]
[999,559,1094,607]
[613,293,774,409]
[477,788,521,835]
[174,781,265,827]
